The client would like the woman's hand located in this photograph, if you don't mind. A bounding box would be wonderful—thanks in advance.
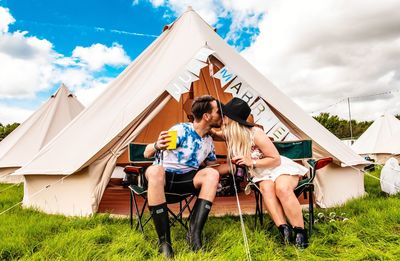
[232,155,252,168]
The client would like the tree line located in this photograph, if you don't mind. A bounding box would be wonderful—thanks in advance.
[313,113,400,139]
[0,123,20,142]
[1,113,400,142]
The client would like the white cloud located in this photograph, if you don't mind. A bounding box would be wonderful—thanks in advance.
[0,32,57,98]
[0,7,131,123]
[72,43,131,71]
[147,0,265,39]
[0,104,33,124]
[74,78,112,107]
[147,0,400,120]
[149,0,166,8]
[241,0,400,121]
[132,0,139,6]
[55,67,113,107]
[56,68,93,90]
[0,6,15,33]
[0,8,57,99]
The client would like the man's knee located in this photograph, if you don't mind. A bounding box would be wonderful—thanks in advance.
[199,168,219,186]
[146,165,165,184]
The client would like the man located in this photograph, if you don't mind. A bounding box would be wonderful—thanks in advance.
[143,95,222,258]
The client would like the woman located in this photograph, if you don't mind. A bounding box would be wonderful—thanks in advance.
[216,97,308,248]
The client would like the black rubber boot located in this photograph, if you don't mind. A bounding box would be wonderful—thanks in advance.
[186,198,212,251]
[149,203,174,258]
[293,226,308,249]
[278,224,292,245]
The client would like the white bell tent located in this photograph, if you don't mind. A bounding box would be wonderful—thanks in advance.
[0,84,84,183]
[352,114,400,164]
[14,8,367,216]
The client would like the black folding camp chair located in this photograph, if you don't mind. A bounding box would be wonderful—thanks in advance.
[124,143,197,232]
[250,140,332,236]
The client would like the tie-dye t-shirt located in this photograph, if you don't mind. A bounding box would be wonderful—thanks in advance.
[161,123,216,174]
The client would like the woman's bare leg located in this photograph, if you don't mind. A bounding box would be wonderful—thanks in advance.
[259,180,286,226]
[275,175,304,228]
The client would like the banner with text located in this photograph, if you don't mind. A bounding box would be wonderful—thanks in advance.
[219,74,290,140]
[250,99,279,133]
[166,46,213,101]
[213,66,236,87]
[268,122,290,141]
[224,77,259,105]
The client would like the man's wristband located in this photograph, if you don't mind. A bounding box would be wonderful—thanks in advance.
[153,142,160,151]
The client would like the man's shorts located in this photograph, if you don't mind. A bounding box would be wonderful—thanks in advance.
[165,170,199,194]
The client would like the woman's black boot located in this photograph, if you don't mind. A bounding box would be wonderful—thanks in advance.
[293,226,308,249]
[149,203,174,258]
[278,224,292,244]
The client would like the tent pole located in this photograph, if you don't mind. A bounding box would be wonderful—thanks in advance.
[347,97,353,143]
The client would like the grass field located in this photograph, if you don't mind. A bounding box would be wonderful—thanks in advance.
[1,168,399,260]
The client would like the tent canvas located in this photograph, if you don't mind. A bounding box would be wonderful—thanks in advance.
[352,114,400,164]
[0,85,84,183]
[15,8,367,216]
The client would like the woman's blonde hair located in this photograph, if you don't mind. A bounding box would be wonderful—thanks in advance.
[224,120,252,159]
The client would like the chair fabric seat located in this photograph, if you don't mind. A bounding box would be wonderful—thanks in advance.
[294,178,311,197]
[130,185,146,195]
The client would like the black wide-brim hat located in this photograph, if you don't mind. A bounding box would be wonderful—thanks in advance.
[220,97,255,127]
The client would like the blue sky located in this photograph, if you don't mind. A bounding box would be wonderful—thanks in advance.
[7,0,169,58]
[1,0,400,124]
[0,0,262,123]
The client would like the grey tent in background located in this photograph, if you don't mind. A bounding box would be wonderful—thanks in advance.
[0,84,84,183]
[14,8,367,216]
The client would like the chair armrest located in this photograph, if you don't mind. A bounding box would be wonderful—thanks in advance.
[304,157,333,184]
[124,165,147,187]
[307,157,333,170]
[124,166,143,175]
[315,157,333,170]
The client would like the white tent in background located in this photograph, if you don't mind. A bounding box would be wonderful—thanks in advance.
[352,114,400,164]
[0,84,84,183]
[14,7,367,216]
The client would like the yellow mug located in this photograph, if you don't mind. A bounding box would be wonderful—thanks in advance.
[166,130,177,150]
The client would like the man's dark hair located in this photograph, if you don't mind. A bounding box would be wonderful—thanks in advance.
[191,95,216,121]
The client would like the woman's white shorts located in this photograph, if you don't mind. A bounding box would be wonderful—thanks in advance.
[251,156,308,183]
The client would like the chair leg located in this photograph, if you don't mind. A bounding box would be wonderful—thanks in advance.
[130,189,133,229]
[254,190,259,228]
[184,197,191,227]
[254,189,263,228]
[169,196,196,230]
[138,197,151,230]
[183,196,196,227]
[259,194,263,226]
[186,198,192,213]
[168,208,188,230]
[131,191,145,232]
[309,186,314,236]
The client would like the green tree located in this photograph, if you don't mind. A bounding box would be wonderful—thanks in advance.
[313,113,372,139]
[0,122,20,141]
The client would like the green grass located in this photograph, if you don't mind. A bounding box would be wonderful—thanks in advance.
[1,168,399,260]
